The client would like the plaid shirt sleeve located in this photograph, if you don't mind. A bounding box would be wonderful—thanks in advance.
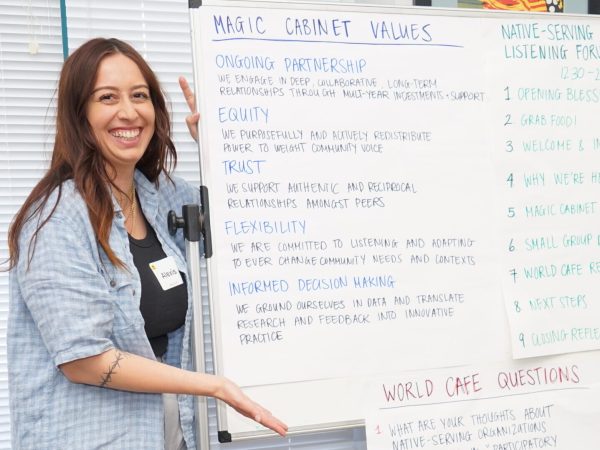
[15,211,116,367]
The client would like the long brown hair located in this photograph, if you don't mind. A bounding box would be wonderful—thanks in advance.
[6,38,177,269]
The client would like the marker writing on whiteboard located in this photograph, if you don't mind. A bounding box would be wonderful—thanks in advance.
[218,106,269,123]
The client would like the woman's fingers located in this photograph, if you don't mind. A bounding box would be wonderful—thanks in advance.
[184,112,200,142]
[249,404,288,436]
[178,76,196,112]
[261,412,289,436]
[178,76,199,142]
[219,377,288,436]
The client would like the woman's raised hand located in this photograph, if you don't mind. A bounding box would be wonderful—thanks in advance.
[178,76,200,142]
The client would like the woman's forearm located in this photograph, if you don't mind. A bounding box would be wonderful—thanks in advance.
[59,348,221,396]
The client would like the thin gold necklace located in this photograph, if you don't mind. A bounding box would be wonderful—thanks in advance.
[119,184,136,233]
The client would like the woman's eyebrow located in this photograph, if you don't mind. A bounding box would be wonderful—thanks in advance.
[91,84,149,94]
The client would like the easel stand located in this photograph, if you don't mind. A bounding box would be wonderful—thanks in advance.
[168,187,213,450]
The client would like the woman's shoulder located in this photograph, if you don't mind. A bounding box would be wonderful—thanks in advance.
[17,180,94,250]
[48,180,89,219]
[24,180,90,231]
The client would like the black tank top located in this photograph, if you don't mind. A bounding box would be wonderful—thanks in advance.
[128,213,188,357]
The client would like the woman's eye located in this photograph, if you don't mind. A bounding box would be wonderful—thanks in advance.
[133,92,150,100]
[99,93,115,102]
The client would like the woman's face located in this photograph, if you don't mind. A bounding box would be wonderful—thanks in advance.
[86,53,155,176]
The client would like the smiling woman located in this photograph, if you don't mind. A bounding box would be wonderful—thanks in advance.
[87,54,156,180]
[5,38,286,450]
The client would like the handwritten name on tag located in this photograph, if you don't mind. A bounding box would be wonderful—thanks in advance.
[149,256,184,291]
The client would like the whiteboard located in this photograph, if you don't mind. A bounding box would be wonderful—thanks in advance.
[189,0,600,442]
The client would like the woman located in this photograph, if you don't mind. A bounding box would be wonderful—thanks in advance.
[6,38,287,449]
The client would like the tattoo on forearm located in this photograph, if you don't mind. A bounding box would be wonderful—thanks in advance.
[99,351,126,387]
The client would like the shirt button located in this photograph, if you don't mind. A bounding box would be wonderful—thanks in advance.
[110,280,116,287]
[132,289,136,296]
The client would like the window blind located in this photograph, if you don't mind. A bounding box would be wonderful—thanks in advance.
[0,2,63,448]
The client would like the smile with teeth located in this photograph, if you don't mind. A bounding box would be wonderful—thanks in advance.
[111,128,141,140]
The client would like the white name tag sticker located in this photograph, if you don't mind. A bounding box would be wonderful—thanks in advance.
[149,256,184,291]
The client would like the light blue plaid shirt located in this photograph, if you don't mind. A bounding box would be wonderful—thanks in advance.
[8,170,200,449]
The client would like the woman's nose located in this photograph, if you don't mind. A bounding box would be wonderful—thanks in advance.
[117,98,138,120]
